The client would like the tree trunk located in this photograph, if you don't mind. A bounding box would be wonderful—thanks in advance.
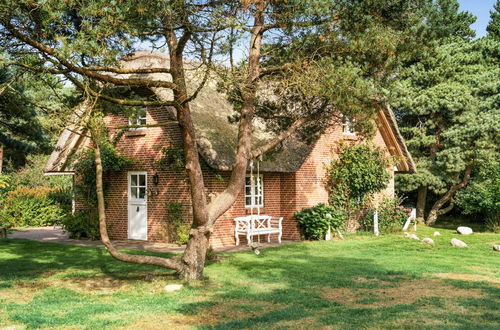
[165,24,212,280]
[177,5,267,279]
[179,227,211,280]
[416,185,427,221]
[426,165,473,226]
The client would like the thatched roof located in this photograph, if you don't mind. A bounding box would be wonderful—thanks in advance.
[379,105,416,173]
[44,101,91,174]
[45,51,415,174]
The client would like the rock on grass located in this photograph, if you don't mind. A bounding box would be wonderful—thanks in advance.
[457,226,473,235]
[451,238,467,247]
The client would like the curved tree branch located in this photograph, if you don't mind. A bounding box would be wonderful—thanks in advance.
[90,108,182,273]
[251,117,307,159]
[426,164,473,225]
[4,22,176,89]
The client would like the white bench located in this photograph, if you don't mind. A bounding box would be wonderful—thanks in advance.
[234,215,283,246]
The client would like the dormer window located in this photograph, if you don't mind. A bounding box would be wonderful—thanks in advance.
[342,117,356,136]
[129,107,147,130]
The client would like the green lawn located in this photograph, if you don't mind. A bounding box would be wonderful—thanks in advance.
[0,225,499,329]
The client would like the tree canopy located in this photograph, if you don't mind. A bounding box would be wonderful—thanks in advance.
[487,0,500,39]
[393,38,500,224]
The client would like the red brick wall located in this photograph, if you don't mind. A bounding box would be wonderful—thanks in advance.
[91,107,396,246]
[281,125,396,234]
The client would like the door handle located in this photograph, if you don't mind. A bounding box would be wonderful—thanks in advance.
[136,206,140,212]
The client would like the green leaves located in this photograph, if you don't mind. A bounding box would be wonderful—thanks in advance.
[487,0,500,40]
[295,203,346,240]
[327,143,391,213]
[393,38,500,195]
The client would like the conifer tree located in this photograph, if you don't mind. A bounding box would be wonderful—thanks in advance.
[393,0,479,220]
[393,39,500,225]
[487,0,500,39]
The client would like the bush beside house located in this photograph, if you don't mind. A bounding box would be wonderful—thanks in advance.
[296,143,406,239]
[362,196,412,233]
[0,155,72,229]
[0,186,68,228]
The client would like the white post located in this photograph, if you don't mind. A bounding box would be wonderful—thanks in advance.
[412,208,417,231]
[325,225,332,241]
[373,210,379,236]
[403,208,417,231]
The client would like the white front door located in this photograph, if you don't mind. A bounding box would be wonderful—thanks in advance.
[128,172,148,240]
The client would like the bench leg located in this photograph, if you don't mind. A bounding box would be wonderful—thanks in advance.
[278,231,282,244]
[235,232,240,246]
[267,233,270,243]
[247,233,252,244]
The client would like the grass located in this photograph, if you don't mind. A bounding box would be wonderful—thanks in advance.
[0,224,499,329]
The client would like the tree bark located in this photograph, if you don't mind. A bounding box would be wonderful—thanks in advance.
[426,165,473,226]
[164,19,212,280]
[207,4,266,222]
[416,185,427,221]
[177,4,269,279]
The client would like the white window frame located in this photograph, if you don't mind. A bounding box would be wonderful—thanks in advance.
[245,174,264,208]
[128,107,147,131]
[128,171,148,202]
[342,117,356,136]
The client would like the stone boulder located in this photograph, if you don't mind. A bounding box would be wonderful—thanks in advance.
[451,238,467,247]
[493,245,500,252]
[164,284,183,292]
[457,226,473,235]
[404,232,419,240]
[433,231,441,236]
[422,238,434,244]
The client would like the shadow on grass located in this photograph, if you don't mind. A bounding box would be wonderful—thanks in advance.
[181,244,500,329]
[0,238,177,286]
[432,215,486,232]
[1,238,499,329]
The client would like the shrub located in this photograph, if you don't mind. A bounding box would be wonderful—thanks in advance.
[61,210,100,239]
[485,216,500,233]
[177,224,190,245]
[73,143,131,207]
[295,203,346,240]
[165,202,191,244]
[327,143,391,221]
[6,154,72,190]
[362,196,411,234]
[455,160,499,232]
[0,186,67,228]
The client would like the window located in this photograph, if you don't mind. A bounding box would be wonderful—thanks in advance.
[129,107,147,130]
[342,117,356,136]
[245,174,263,208]
[130,173,147,199]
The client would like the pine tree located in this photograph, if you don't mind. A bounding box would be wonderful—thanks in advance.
[487,0,500,39]
[0,67,47,169]
[392,0,478,220]
[393,39,500,225]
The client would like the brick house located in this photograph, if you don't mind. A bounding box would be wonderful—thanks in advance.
[45,52,415,248]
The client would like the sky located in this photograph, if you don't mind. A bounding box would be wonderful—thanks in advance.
[458,0,497,37]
